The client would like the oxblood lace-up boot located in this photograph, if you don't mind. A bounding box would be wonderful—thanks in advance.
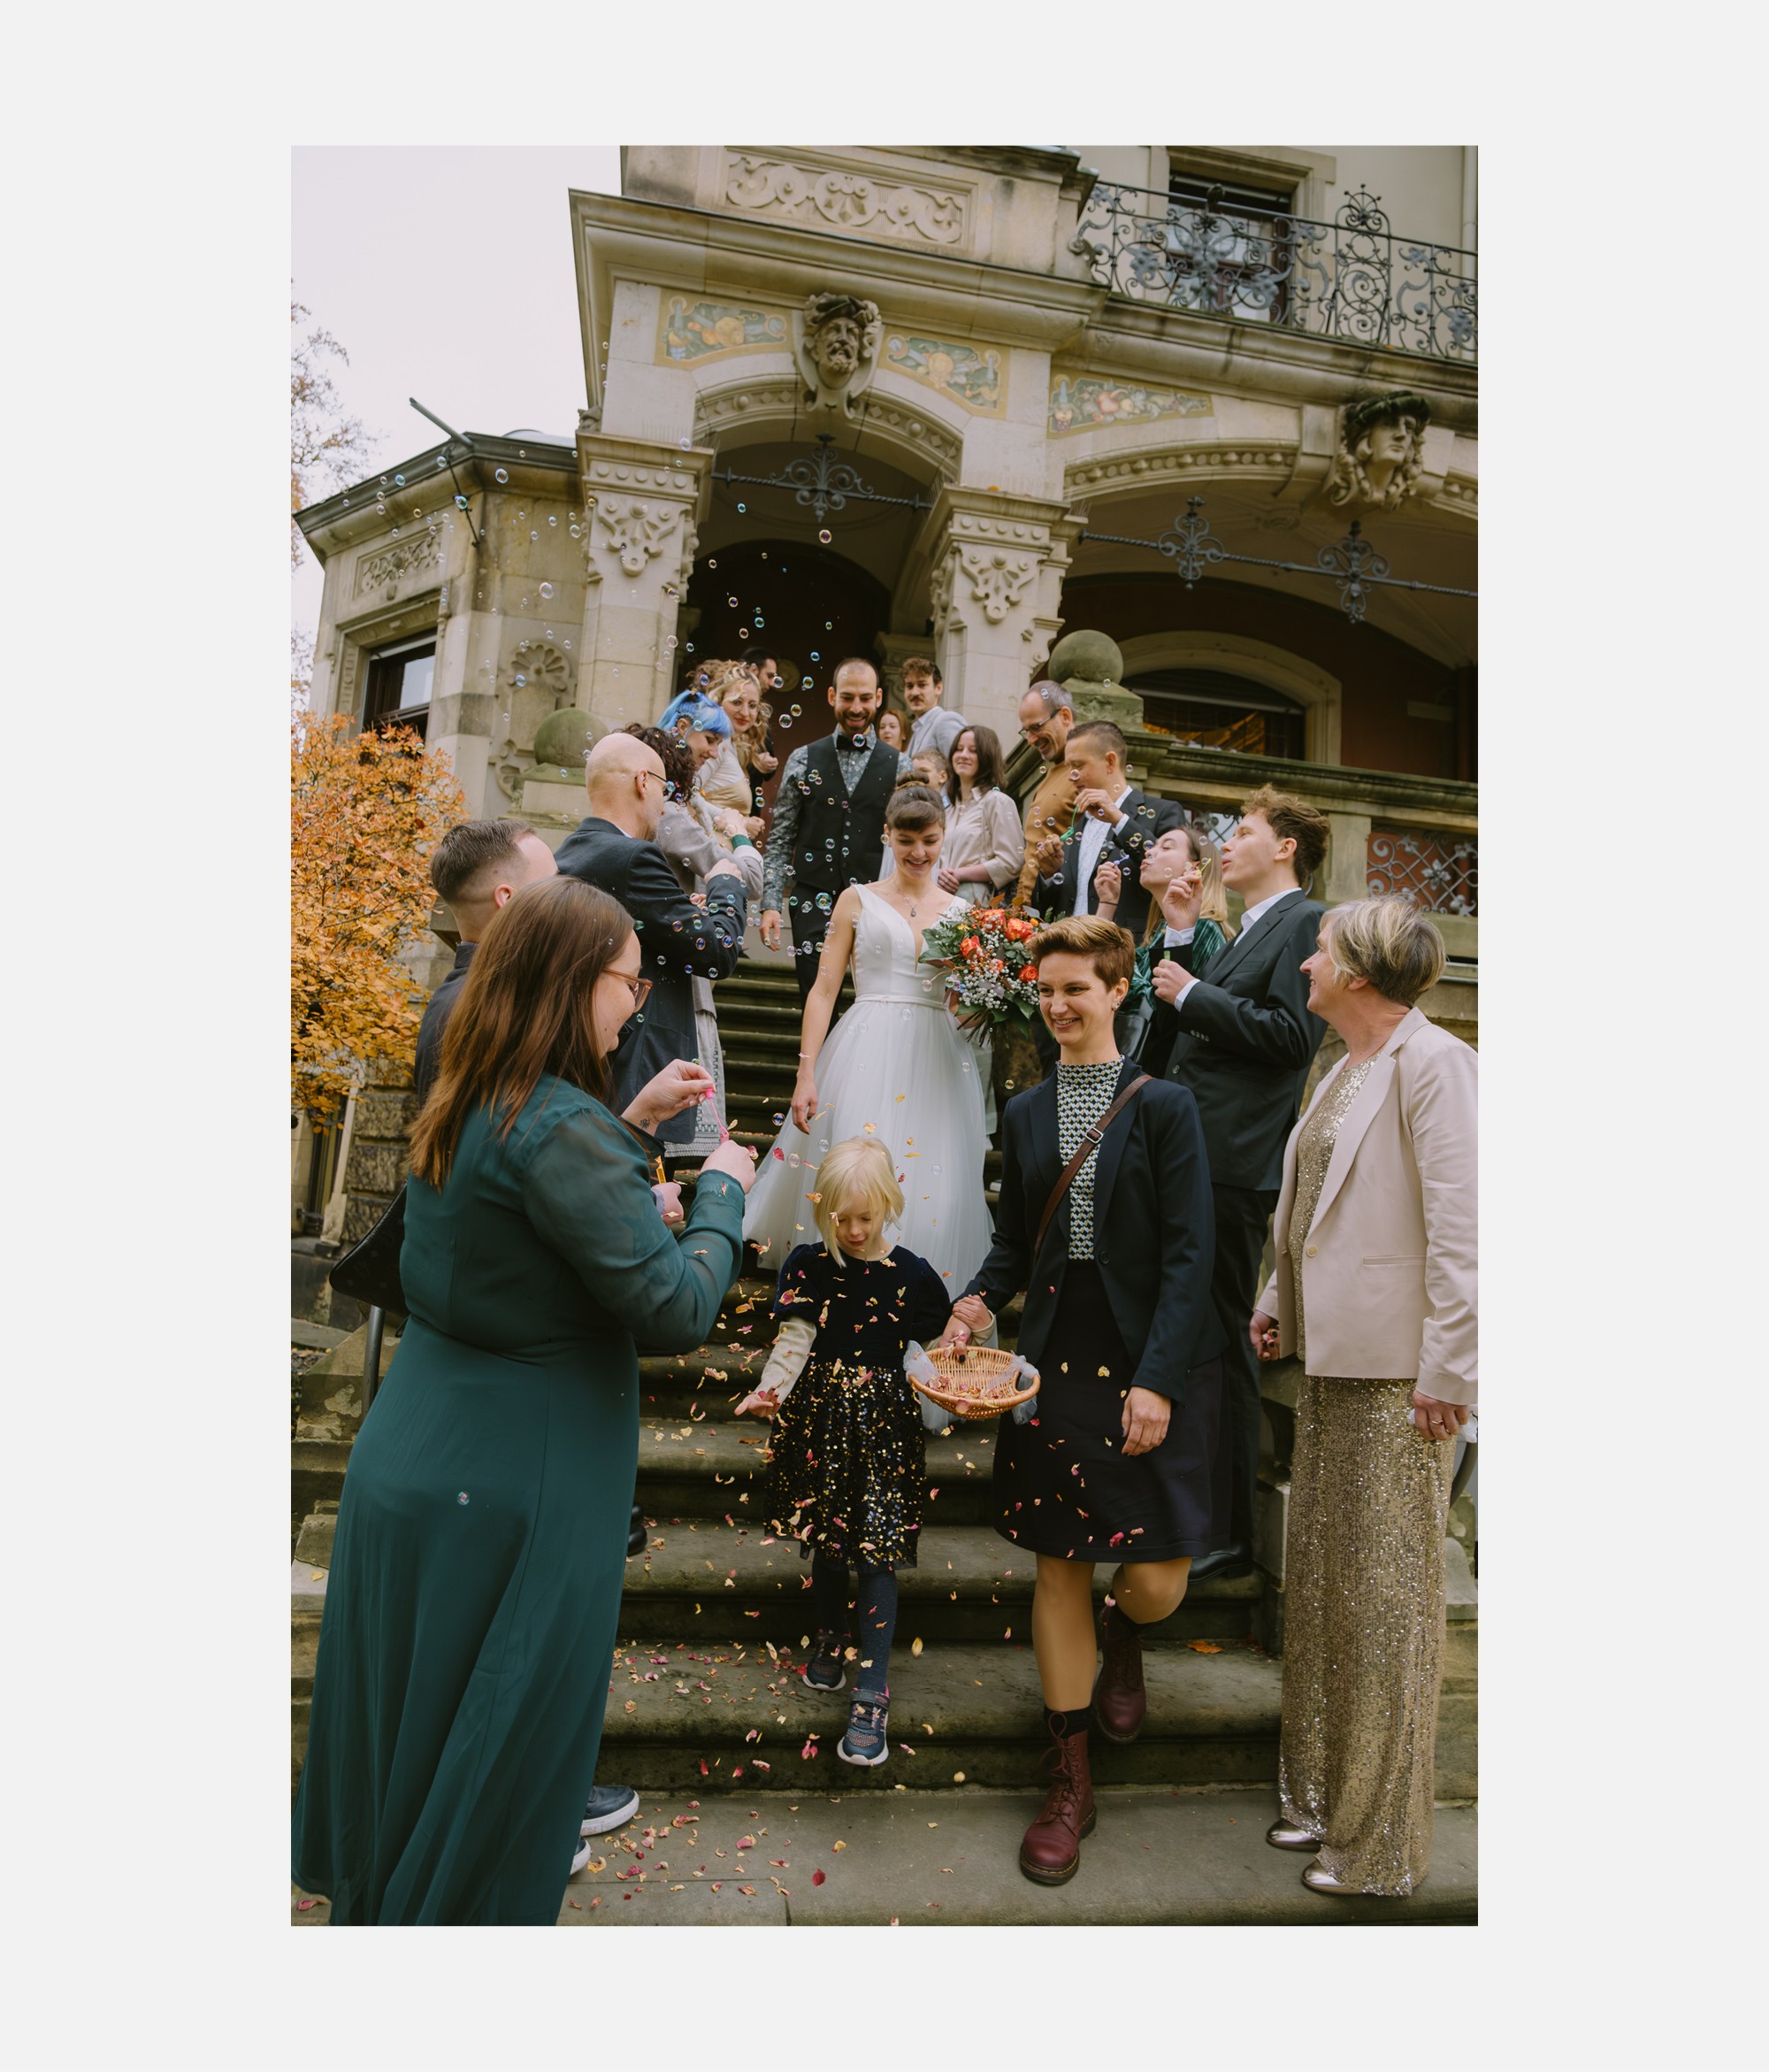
[1092,1599,1146,1744]
[1018,1708,1096,1885]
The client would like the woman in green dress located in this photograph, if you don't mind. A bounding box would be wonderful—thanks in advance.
[1091,822,1232,1067]
[292,877,758,1924]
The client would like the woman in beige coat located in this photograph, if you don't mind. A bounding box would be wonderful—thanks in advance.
[1250,894,1475,1899]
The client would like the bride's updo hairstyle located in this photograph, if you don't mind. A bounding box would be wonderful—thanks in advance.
[884,783,946,835]
[812,1137,904,1263]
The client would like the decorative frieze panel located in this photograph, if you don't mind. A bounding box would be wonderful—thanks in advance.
[692,376,962,476]
[884,332,1005,416]
[658,295,790,365]
[1066,446,1295,496]
[1050,374,1212,436]
[355,526,441,601]
[723,153,969,249]
[959,545,1038,625]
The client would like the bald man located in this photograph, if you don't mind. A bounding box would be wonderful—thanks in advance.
[758,657,911,1003]
[555,733,749,1158]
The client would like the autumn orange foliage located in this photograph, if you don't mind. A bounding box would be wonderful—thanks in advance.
[291,712,465,1127]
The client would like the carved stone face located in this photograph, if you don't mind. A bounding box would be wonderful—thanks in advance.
[1360,414,1419,489]
[815,317,862,382]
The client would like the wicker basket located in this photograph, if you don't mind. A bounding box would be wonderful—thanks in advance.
[909,1345,1040,1424]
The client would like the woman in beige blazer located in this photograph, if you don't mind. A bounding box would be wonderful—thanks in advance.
[1249,894,1475,1900]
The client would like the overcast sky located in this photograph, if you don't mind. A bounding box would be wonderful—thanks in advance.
[292,146,622,641]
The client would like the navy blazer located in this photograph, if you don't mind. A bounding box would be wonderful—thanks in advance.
[1161,889,1328,1193]
[553,815,747,1144]
[1032,786,1183,933]
[963,1058,1224,1406]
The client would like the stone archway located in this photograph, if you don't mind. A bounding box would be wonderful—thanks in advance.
[1114,631,1344,765]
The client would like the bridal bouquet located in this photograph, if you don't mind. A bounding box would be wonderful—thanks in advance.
[918,905,1041,1031]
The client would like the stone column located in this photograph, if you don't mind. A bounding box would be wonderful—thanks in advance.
[873,632,930,709]
[909,487,1077,746]
[1322,812,1373,908]
[576,431,712,733]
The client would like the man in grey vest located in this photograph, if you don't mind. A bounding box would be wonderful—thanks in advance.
[758,657,913,1003]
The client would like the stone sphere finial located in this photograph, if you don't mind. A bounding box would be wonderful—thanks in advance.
[1048,629,1125,687]
[531,707,605,771]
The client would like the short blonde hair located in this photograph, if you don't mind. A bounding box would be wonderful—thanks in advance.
[1322,896,1445,1007]
[811,1137,903,1261]
[1029,913,1136,991]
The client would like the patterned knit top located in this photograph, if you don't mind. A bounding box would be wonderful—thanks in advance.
[1053,1060,1123,1261]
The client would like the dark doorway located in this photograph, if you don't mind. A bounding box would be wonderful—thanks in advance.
[681,539,892,807]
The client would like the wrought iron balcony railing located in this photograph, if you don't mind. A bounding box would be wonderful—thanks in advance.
[1071,181,1476,366]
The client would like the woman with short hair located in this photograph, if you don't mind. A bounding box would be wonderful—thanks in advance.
[1252,894,1475,1899]
[941,914,1229,1887]
[292,878,758,1923]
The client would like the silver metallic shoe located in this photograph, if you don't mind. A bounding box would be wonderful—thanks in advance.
[1266,1820,1321,1851]
[1302,1860,1399,1897]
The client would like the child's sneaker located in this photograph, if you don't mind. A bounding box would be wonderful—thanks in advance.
[801,1631,847,1692]
[838,1689,890,1767]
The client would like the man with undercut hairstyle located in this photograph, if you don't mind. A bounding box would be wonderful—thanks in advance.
[416,818,558,1101]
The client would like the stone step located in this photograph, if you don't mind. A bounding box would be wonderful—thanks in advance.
[593,1634,1279,1794]
[292,1786,1476,1926]
[612,1523,1259,1647]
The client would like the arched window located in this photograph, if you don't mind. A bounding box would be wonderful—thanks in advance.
[1124,668,1306,758]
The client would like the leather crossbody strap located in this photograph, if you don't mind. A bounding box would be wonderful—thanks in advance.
[1032,1073,1151,1265]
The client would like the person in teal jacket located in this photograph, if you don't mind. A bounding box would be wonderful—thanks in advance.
[292,877,758,1924]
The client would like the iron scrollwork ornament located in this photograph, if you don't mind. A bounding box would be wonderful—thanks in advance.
[1317,522,1391,625]
[1156,497,1227,587]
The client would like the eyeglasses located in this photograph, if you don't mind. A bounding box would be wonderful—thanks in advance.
[638,769,665,789]
[607,971,653,1012]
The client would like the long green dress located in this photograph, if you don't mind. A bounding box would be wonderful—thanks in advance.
[291,1076,744,1924]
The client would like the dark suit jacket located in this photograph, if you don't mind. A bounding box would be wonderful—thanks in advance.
[414,940,476,1102]
[1033,786,1183,935]
[963,1059,1224,1405]
[1161,889,1328,1193]
[553,815,748,1145]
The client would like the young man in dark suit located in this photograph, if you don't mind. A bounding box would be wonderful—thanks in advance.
[554,731,749,1159]
[414,818,558,1100]
[756,658,912,1003]
[1029,719,1184,1069]
[1153,786,1330,1579]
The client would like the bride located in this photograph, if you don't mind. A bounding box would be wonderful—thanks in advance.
[744,784,992,1296]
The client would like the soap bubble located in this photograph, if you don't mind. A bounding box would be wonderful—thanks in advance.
[809,652,820,663]
[780,714,793,729]
[739,625,751,639]
[819,529,831,543]
[455,494,469,510]
[665,635,678,650]
[737,503,747,514]
[540,582,554,600]
[825,621,832,630]
[514,672,527,687]
[727,595,739,608]
[791,703,802,716]
[494,467,509,483]
[680,437,693,449]
[708,558,717,569]
[394,473,406,487]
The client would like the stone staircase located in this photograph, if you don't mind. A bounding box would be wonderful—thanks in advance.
[291,954,1476,1924]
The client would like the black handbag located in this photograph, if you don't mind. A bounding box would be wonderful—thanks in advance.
[327,1184,409,1316]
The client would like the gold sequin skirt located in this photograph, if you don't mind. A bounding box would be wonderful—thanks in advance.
[1278,1375,1453,1896]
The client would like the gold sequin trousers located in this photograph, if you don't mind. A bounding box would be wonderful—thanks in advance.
[1278,1375,1453,1894]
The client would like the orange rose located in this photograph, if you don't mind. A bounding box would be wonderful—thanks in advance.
[1019,963,1038,981]
[960,935,981,957]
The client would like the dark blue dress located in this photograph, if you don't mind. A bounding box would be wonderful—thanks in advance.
[762,1243,952,1567]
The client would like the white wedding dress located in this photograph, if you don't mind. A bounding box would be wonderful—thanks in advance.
[743,886,992,1297]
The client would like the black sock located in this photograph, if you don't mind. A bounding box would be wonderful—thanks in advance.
[1044,1702,1091,1738]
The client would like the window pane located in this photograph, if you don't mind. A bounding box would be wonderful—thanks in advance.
[395,651,434,711]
